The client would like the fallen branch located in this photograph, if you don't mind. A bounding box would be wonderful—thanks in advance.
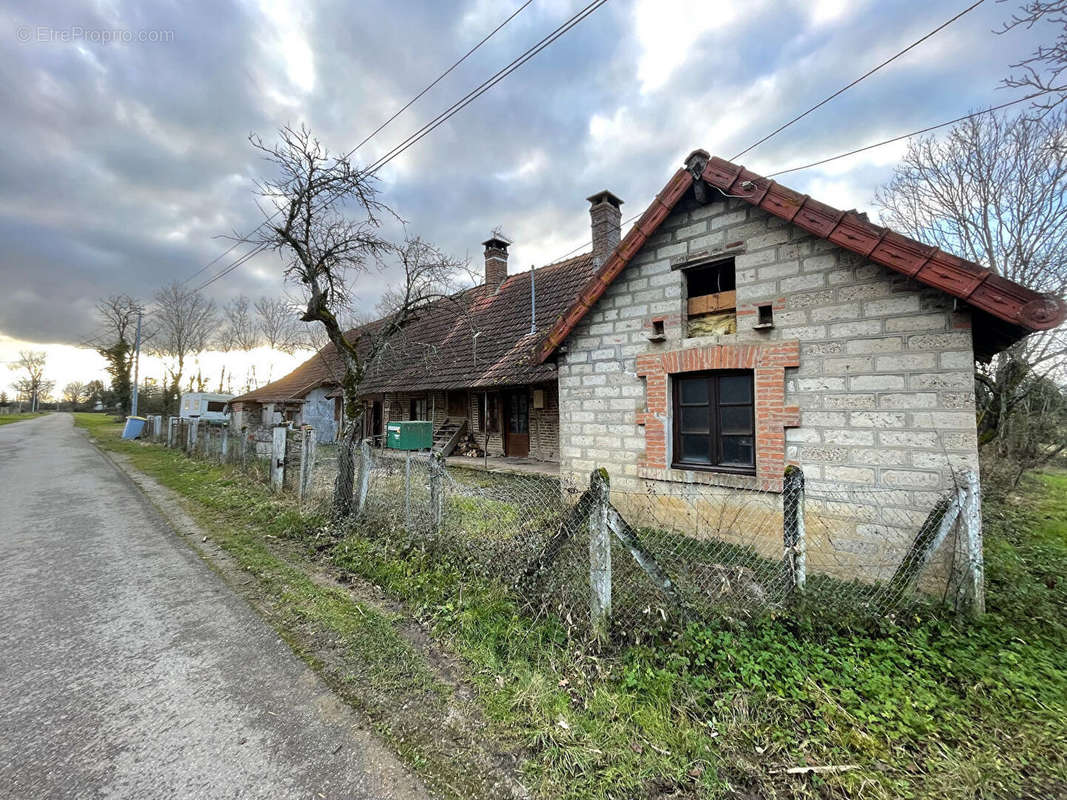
[774,764,860,775]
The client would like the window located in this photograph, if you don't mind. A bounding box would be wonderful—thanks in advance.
[508,392,529,434]
[481,393,499,434]
[409,396,427,421]
[672,371,755,473]
[206,401,226,413]
[685,259,736,337]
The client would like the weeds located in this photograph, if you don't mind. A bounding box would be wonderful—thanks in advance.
[76,413,1067,799]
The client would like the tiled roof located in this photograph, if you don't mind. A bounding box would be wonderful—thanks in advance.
[231,252,598,404]
[536,153,1067,363]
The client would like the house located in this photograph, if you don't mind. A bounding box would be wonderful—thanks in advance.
[541,151,1065,581]
[179,391,234,421]
[229,149,1064,583]
[229,231,604,459]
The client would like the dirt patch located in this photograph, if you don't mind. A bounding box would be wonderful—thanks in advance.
[100,448,530,800]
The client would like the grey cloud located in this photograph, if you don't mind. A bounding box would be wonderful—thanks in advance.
[0,0,1050,345]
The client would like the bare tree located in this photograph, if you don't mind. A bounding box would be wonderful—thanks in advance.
[62,381,87,407]
[150,282,218,415]
[999,1,1067,113]
[218,295,261,352]
[88,294,143,414]
[876,108,1067,461]
[254,296,303,354]
[246,124,462,516]
[8,351,48,412]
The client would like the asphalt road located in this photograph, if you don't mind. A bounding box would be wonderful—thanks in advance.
[0,414,427,800]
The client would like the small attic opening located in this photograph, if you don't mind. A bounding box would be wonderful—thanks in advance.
[685,258,737,337]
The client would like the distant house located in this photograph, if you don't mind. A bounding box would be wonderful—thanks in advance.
[229,149,1064,580]
[230,236,602,458]
[179,392,233,422]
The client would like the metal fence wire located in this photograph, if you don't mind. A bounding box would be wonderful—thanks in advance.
[142,416,984,638]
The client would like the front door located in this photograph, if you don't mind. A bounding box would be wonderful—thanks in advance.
[504,390,529,457]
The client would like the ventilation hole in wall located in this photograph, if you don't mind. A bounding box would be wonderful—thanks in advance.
[756,304,774,328]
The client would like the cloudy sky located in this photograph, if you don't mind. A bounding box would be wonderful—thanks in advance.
[0,0,1052,391]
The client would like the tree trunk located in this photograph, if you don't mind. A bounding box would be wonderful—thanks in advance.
[333,420,359,517]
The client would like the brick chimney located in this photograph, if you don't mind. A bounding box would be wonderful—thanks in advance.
[587,190,623,268]
[482,234,510,289]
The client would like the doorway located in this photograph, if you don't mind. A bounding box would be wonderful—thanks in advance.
[504,390,529,457]
[447,391,468,419]
[370,400,383,443]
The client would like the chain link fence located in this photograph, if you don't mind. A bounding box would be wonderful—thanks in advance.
[140,415,983,639]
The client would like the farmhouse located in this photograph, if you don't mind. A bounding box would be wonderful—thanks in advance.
[229,233,604,461]
[230,149,1064,581]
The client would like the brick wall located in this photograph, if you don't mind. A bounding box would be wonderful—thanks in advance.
[557,191,979,583]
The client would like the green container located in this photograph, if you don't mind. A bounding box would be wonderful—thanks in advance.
[386,420,433,450]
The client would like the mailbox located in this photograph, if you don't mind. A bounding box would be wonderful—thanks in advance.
[385,420,433,450]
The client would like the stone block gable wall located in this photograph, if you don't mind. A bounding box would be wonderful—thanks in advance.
[557,192,979,582]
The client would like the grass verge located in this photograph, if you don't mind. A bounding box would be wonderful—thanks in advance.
[75,413,1067,799]
[0,411,48,426]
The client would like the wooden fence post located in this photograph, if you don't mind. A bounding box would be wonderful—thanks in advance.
[783,465,806,594]
[356,440,372,515]
[588,468,612,643]
[270,425,286,492]
[298,428,317,501]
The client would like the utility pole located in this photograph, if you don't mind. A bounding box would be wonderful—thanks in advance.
[130,310,143,417]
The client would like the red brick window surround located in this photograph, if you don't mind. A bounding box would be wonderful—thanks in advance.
[635,341,801,492]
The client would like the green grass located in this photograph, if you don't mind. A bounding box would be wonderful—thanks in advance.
[331,472,1067,799]
[0,411,48,425]
[74,413,1067,799]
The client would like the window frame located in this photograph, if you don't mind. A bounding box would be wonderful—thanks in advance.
[670,369,756,475]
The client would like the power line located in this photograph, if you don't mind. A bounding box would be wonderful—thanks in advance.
[179,0,534,288]
[765,93,1041,177]
[192,242,269,293]
[731,0,986,160]
[543,209,642,266]
[348,0,534,162]
[545,93,1038,265]
[365,0,608,175]
[191,0,609,295]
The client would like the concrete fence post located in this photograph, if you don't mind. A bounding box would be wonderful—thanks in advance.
[167,417,176,448]
[952,470,985,617]
[588,468,612,643]
[404,452,413,531]
[356,440,372,516]
[429,453,444,534]
[270,425,287,492]
[221,427,230,462]
[783,465,806,594]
